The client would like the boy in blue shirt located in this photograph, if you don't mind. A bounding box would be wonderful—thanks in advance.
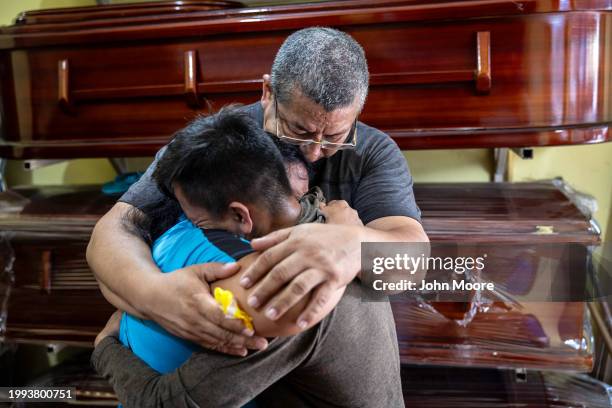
[118,107,342,375]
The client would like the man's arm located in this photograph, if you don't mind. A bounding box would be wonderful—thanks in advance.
[87,202,267,356]
[88,202,160,317]
[240,217,428,327]
[97,280,145,319]
[92,311,187,408]
[93,336,197,408]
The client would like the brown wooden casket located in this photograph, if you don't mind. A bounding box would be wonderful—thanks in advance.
[0,0,610,383]
[0,180,600,373]
[400,365,612,408]
[0,0,610,159]
[395,181,599,371]
[0,187,117,345]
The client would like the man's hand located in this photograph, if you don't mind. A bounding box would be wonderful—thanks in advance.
[320,200,363,226]
[146,262,268,357]
[95,310,122,347]
[239,223,363,329]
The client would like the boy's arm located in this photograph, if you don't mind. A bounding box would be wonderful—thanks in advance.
[92,251,343,407]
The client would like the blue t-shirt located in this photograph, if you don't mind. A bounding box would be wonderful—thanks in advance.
[119,218,253,373]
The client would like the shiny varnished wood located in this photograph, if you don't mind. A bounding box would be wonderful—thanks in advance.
[416,182,600,243]
[0,181,597,373]
[0,0,610,158]
[0,187,116,346]
[14,0,242,25]
[393,299,592,371]
[400,366,612,407]
[393,181,597,371]
[0,0,604,374]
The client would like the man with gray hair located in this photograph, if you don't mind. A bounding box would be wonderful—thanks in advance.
[89,27,427,407]
[271,27,369,113]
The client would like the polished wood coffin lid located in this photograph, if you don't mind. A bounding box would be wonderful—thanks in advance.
[0,0,610,158]
[12,0,243,26]
[416,182,600,244]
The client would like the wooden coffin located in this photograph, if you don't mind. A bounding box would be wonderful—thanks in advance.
[400,365,612,407]
[392,181,599,371]
[0,181,600,374]
[0,0,611,158]
[0,187,116,345]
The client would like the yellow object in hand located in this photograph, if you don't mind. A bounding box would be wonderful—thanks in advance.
[214,287,254,331]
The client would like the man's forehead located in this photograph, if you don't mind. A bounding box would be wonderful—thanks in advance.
[282,90,359,131]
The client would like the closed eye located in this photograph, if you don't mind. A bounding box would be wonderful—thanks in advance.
[290,126,315,137]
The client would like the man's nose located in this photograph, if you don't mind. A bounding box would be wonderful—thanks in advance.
[302,143,323,162]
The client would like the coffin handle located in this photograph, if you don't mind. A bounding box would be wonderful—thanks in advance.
[184,50,202,108]
[57,59,75,114]
[475,31,491,93]
[41,250,52,294]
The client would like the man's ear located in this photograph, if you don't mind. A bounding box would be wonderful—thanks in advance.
[261,74,273,108]
[228,202,254,236]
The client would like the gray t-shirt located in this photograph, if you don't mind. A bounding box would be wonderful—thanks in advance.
[119,102,421,224]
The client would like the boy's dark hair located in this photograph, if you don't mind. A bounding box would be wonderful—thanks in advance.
[124,106,295,245]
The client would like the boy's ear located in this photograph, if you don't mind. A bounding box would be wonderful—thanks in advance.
[228,202,254,236]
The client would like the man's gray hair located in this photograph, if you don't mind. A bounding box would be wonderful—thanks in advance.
[271,27,369,112]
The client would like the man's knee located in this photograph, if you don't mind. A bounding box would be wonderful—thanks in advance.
[291,282,402,406]
[320,283,399,348]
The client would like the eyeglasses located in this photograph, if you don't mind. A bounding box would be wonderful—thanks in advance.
[274,99,357,150]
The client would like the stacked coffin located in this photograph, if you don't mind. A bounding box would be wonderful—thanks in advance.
[393,181,598,372]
